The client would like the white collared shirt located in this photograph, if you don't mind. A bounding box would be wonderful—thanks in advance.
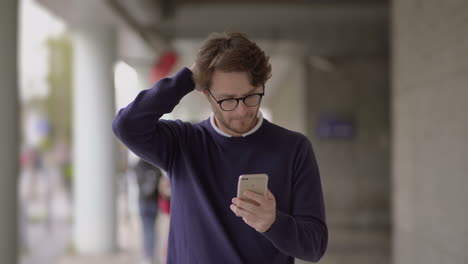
[210,111,264,138]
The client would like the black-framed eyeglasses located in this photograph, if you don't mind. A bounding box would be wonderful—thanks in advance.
[206,88,265,111]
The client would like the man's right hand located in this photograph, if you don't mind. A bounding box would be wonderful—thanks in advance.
[189,63,203,92]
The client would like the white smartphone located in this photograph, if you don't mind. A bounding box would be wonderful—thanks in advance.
[237,174,269,204]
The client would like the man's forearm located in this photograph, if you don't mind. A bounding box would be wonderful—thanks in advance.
[262,210,328,262]
[113,67,194,133]
[112,67,195,170]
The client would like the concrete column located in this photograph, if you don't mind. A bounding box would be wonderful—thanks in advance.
[393,1,468,263]
[72,24,117,254]
[0,0,19,263]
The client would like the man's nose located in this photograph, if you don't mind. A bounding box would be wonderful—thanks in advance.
[235,101,250,115]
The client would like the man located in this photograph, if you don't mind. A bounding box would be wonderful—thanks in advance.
[113,32,327,263]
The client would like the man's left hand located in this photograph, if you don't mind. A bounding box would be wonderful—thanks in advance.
[230,189,276,233]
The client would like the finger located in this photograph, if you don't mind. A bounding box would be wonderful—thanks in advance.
[240,210,260,225]
[231,204,254,219]
[244,191,267,205]
[232,198,259,215]
[230,204,240,216]
[242,216,257,228]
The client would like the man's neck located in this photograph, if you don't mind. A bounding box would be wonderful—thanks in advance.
[214,116,259,137]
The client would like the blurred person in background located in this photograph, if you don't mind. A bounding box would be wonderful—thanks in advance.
[134,159,163,264]
[113,32,327,263]
[157,174,171,264]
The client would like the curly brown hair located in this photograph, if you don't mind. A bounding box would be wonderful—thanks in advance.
[194,32,272,90]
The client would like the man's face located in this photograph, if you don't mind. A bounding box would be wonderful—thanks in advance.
[204,71,263,136]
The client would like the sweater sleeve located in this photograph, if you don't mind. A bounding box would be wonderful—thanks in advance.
[262,137,328,262]
[112,67,195,172]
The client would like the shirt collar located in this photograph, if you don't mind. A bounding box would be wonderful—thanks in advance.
[210,111,264,138]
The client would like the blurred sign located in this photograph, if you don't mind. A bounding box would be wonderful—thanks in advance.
[317,116,355,140]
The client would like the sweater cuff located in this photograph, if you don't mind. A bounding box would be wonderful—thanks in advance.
[262,210,291,242]
[175,67,196,94]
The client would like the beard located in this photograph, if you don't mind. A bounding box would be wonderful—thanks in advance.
[215,108,259,135]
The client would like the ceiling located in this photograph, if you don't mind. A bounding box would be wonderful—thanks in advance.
[36,0,389,56]
[106,0,389,53]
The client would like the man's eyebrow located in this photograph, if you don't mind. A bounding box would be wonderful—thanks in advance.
[219,87,261,98]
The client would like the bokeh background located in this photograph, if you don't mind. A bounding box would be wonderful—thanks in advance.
[0,0,467,263]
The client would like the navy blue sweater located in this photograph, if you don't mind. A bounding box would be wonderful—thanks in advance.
[112,68,328,263]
